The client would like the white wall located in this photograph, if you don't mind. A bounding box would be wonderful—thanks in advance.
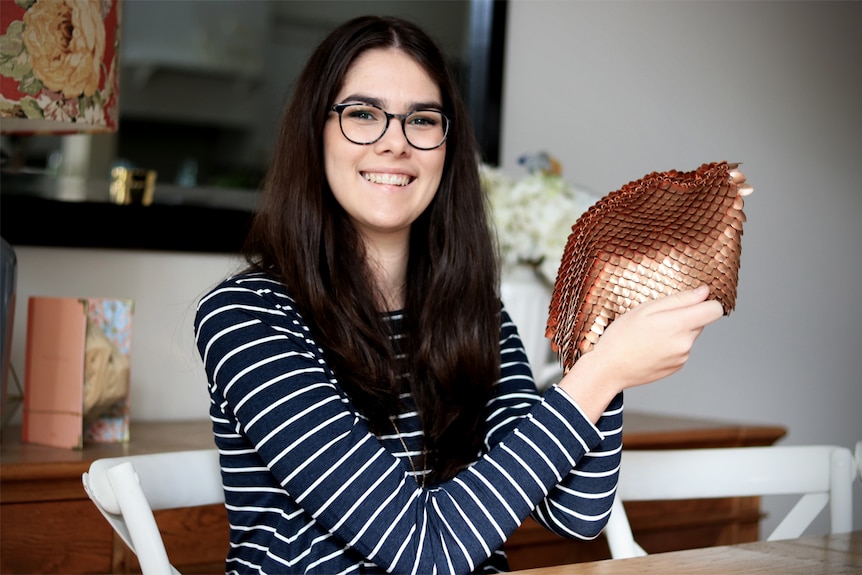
[501,0,861,536]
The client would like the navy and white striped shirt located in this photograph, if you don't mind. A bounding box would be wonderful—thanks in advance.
[194,271,623,574]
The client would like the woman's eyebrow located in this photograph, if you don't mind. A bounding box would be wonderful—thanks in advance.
[337,94,443,111]
[411,100,444,112]
[338,94,384,107]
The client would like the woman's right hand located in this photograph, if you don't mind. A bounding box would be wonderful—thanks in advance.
[557,284,724,422]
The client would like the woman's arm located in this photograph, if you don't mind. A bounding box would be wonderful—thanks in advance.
[488,309,621,541]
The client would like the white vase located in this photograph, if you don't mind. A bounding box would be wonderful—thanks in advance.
[500,263,563,390]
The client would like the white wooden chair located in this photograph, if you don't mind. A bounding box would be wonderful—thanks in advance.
[81,449,223,575]
[603,444,855,559]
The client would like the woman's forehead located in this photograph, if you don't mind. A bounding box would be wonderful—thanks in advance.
[337,48,442,109]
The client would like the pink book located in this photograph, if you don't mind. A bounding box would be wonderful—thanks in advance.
[23,297,133,449]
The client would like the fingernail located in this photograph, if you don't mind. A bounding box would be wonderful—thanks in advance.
[695,284,709,296]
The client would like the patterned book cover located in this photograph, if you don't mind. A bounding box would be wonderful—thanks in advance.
[82,297,133,443]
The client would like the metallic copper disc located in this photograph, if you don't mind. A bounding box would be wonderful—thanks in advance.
[546,161,752,370]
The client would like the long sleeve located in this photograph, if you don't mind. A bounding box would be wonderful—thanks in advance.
[491,310,622,541]
[195,272,617,574]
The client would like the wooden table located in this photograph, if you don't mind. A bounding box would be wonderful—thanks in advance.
[508,531,862,574]
[0,413,786,574]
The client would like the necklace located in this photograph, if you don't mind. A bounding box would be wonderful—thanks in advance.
[390,416,426,488]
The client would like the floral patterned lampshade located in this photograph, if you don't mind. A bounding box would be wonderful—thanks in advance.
[0,0,120,134]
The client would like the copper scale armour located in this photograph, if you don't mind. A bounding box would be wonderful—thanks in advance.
[546,161,752,370]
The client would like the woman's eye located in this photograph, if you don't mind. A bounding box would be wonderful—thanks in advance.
[409,113,441,128]
[347,107,380,121]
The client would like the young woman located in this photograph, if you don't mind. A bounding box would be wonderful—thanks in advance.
[194,15,723,574]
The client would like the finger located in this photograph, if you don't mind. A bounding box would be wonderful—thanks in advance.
[691,299,724,327]
[639,284,711,314]
[666,301,723,339]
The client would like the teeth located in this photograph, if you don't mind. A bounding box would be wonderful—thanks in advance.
[363,172,411,186]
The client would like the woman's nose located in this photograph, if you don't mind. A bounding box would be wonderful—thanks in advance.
[374,118,411,153]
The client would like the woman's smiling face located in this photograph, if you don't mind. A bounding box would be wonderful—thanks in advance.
[324,48,446,246]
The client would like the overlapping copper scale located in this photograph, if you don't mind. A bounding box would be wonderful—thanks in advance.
[546,161,752,370]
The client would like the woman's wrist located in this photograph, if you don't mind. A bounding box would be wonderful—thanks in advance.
[555,349,622,423]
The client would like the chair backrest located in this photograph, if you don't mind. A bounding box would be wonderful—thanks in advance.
[604,444,855,559]
[82,448,223,575]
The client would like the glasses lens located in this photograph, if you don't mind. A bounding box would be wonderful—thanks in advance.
[403,110,448,150]
[338,104,387,145]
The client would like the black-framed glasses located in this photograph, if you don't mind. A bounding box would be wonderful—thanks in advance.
[330,102,450,150]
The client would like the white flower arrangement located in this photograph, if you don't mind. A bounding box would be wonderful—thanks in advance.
[482,153,599,286]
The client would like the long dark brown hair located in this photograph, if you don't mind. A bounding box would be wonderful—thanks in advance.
[243,15,500,483]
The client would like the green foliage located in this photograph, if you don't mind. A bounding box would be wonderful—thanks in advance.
[0,21,32,82]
